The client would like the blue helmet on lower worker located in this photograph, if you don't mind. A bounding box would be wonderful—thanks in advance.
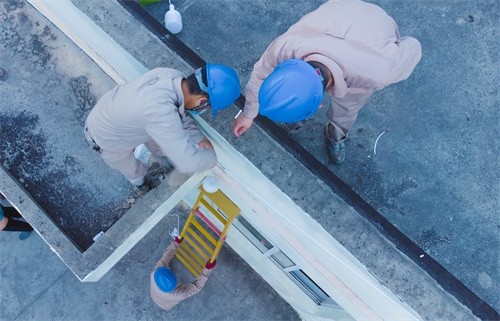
[258,59,323,123]
[195,63,241,116]
[154,267,177,293]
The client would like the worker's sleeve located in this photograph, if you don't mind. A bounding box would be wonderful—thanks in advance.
[154,241,180,270]
[387,36,422,84]
[180,114,206,145]
[145,104,216,173]
[243,37,294,119]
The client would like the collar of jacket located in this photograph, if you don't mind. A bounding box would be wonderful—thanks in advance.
[305,54,348,98]
[173,77,186,114]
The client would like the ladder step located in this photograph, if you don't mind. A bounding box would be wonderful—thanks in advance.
[200,187,240,218]
[177,242,205,268]
[186,226,216,254]
[190,216,219,246]
[199,199,227,225]
[194,208,222,236]
[175,250,202,277]
[183,233,210,261]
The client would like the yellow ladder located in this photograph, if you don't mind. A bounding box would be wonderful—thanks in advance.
[174,185,240,276]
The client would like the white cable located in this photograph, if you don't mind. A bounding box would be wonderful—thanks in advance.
[373,128,390,155]
[171,213,180,231]
[169,213,180,238]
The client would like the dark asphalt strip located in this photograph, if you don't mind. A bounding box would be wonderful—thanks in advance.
[117,2,498,319]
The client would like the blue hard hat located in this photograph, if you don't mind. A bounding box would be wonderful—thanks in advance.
[154,267,177,293]
[258,59,323,123]
[205,64,241,116]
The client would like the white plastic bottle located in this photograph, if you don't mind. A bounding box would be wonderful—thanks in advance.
[164,4,182,34]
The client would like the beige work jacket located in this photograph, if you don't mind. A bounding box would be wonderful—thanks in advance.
[243,0,422,120]
[86,68,216,174]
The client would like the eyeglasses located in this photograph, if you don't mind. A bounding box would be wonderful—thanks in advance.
[190,99,211,115]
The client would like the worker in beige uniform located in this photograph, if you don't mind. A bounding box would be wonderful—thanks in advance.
[85,64,240,186]
[150,237,216,310]
[233,0,422,163]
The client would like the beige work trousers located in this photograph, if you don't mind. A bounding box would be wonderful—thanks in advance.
[85,128,164,186]
[326,89,374,142]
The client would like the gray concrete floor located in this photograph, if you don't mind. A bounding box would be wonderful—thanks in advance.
[0,0,498,320]
[0,207,299,321]
[141,0,499,313]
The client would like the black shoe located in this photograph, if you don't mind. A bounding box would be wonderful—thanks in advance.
[133,183,151,197]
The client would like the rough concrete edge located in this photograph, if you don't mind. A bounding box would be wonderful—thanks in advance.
[0,166,82,268]
[0,156,195,282]
[79,172,205,281]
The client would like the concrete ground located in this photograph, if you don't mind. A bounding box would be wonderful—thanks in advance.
[0,1,298,320]
[0,207,299,321]
[141,0,499,314]
[0,0,498,320]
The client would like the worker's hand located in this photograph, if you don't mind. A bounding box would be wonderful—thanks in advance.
[198,137,213,150]
[174,236,183,244]
[205,260,216,270]
[233,113,253,137]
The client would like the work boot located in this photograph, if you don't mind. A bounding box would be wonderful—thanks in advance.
[166,169,192,187]
[282,120,307,132]
[324,123,346,164]
[150,155,172,169]
[133,182,151,197]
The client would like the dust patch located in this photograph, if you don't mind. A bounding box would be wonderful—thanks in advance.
[416,228,451,253]
[69,76,96,124]
[0,111,126,250]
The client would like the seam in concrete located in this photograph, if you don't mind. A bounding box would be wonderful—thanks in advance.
[13,269,70,321]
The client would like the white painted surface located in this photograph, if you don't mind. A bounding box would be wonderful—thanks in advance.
[27,0,147,84]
